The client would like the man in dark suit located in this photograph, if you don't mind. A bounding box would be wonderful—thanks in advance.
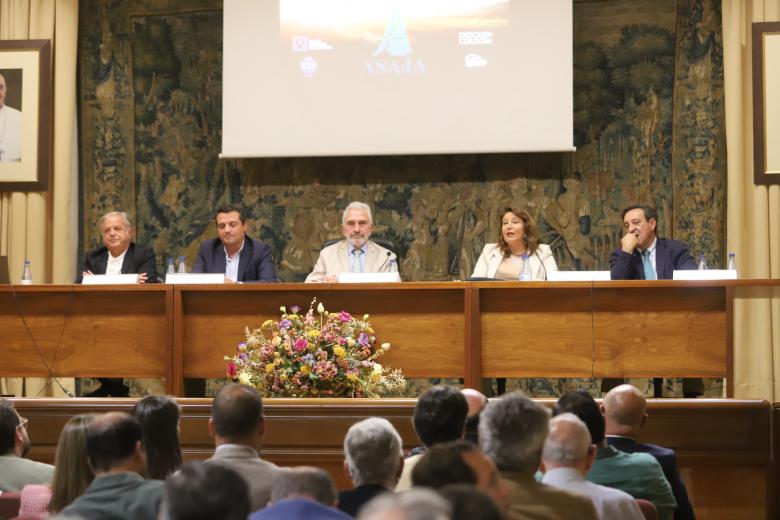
[610,205,697,280]
[603,384,696,520]
[192,205,277,283]
[608,205,701,397]
[78,211,158,397]
[338,417,403,516]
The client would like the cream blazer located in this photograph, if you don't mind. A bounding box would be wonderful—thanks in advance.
[471,243,557,280]
[305,239,398,283]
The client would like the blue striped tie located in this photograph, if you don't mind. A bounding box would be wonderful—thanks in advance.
[642,250,656,280]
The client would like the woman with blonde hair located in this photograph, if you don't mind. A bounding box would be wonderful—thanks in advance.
[472,207,557,280]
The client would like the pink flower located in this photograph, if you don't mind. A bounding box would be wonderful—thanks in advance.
[339,311,352,322]
[294,339,308,352]
[226,361,238,378]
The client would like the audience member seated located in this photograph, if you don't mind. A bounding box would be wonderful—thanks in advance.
[439,483,503,520]
[541,413,645,520]
[396,385,468,491]
[461,388,487,445]
[555,390,676,520]
[131,395,182,479]
[411,441,508,512]
[160,462,249,520]
[14,484,50,520]
[249,466,350,520]
[358,489,451,520]
[478,391,599,520]
[61,412,163,520]
[0,400,54,492]
[19,414,97,516]
[204,383,279,512]
[339,417,403,517]
[603,384,695,520]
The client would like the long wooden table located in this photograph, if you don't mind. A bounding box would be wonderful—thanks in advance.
[2,280,778,396]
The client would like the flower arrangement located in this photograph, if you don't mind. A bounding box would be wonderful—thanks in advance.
[225,299,406,397]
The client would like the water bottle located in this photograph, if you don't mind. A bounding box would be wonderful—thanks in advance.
[697,254,708,270]
[519,255,532,281]
[177,255,187,273]
[166,257,175,275]
[20,259,32,285]
[727,252,737,271]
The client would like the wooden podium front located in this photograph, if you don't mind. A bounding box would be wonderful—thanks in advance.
[3,280,778,395]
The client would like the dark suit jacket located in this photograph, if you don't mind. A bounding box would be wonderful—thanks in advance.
[607,436,695,520]
[192,235,277,282]
[77,243,158,283]
[610,237,696,280]
[338,484,390,517]
[249,498,352,520]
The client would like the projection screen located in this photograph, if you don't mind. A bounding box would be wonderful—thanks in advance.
[222,0,574,157]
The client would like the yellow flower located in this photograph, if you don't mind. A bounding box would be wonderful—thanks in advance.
[366,327,374,334]
[238,372,252,385]
[300,365,312,375]
[347,373,359,381]
[308,330,320,339]
[369,371,381,383]
[273,351,280,358]
[347,337,356,347]
[333,346,346,358]
[271,336,282,346]
[274,358,282,366]
[280,373,288,382]
[265,363,275,373]
[262,319,274,329]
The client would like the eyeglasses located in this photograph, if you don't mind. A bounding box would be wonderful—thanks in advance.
[17,417,28,429]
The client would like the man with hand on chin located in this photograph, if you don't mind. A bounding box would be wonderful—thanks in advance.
[193,205,277,283]
[305,201,398,283]
[608,205,700,398]
[609,205,696,281]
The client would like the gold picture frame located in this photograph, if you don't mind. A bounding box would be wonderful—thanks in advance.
[0,39,51,191]
[752,22,780,185]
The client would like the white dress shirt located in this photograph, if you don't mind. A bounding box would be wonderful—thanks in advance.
[542,467,645,520]
[106,250,127,275]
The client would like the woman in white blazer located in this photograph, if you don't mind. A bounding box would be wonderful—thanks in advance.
[471,208,558,280]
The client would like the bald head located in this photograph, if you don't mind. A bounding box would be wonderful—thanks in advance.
[542,413,591,470]
[603,384,647,427]
[461,388,487,418]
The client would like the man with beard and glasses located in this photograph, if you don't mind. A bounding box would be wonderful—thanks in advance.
[305,201,399,283]
[0,400,54,491]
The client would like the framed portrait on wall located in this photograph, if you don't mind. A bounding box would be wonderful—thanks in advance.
[752,22,780,186]
[0,39,51,191]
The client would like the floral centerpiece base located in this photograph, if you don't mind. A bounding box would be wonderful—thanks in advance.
[225,299,406,398]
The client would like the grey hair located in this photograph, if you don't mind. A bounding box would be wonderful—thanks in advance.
[342,201,373,225]
[270,466,337,506]
[478,391,550,473]
[358,488,451,520]
[344,417,403,487]
[97,211,132,232]
[542,413,591,466]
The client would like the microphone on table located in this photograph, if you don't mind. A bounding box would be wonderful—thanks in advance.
[378,251,395,272]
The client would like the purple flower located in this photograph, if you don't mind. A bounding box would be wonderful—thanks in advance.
[238,353,248,361]
[358,332,370,347]
[289,305,301,314]
[279,319,293,330]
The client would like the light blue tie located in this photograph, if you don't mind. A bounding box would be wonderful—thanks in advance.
[351,249,364,273]
[642,250,656,280]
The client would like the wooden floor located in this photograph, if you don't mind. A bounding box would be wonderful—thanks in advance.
[11,398,776,520]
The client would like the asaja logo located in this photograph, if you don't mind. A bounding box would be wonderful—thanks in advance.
[365,9,425,75]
